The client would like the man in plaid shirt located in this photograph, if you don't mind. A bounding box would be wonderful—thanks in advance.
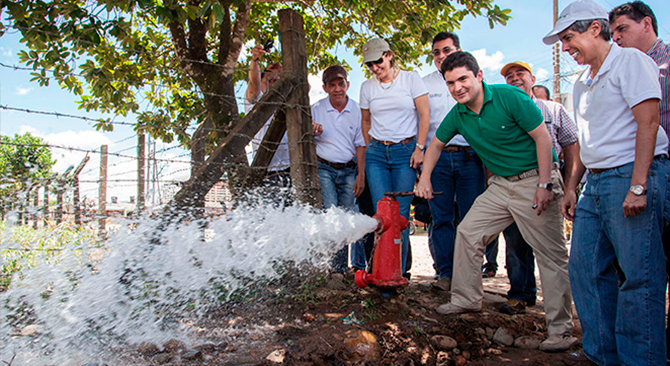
[610,1,670,360]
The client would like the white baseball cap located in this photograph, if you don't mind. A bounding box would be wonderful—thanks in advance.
[542,0,608,45]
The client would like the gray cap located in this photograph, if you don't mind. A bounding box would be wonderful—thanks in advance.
[361,38,390,64]
[542,0,608,45]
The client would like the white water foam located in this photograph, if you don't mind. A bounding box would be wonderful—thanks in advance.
[0,203,378,365]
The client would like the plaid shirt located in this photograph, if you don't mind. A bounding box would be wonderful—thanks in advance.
[533,96,579,157]
[647,39,670,147]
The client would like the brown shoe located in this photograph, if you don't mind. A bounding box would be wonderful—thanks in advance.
[499,299,527,315]
[432,276,451,292]
[563,351,597,365]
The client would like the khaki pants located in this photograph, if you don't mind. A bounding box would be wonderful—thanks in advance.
[451,169,574,336]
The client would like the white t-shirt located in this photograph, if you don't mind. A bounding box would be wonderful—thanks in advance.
[573,43,668,168]
[422,70,468,147]
[359,70,428,142]
[312,97,365,163]
[245,92,290,172]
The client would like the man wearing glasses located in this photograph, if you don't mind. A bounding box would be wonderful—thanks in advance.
[422,32,490,292]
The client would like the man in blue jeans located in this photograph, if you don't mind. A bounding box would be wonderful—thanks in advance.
[422,32,490,292]
[312,65,366,272]
[544,1,670,364]
[500,61,580,315]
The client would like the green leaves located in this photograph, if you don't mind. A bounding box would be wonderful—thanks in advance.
[1,0,511,149]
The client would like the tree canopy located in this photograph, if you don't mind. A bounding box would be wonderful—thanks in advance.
[0,133,56,202]
[1,0,511,148]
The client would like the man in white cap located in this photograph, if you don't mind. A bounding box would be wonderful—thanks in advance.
[311,65,366,272]
[543,1,670,365]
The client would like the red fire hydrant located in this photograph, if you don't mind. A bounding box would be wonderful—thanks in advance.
[355,196,409,290]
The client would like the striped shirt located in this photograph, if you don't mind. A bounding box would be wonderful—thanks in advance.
[533,96,579,157]
[647,39,670,147]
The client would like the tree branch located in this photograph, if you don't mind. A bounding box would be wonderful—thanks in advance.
[218,0,232,65]
[223,0,250,76]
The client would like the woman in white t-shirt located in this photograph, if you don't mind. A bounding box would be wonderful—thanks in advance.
[359,38,430,275]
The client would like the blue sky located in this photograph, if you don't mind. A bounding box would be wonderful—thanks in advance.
[1,0,669,203]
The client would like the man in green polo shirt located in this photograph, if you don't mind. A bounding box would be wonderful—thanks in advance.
[415,51,576,352]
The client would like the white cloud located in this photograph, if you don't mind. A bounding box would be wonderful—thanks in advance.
[1,47,13,57]
[535,67,550,83]
[15,87,33,95]
[470,49,506,72]
[308,73,326,105]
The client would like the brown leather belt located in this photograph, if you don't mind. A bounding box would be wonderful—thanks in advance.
[443,145,467,152]
[318,156,356,170]
[371,137,414,145]
[589,154,665,174]
[505,162,560,182]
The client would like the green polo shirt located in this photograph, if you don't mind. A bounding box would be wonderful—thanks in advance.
[436,82,557,177]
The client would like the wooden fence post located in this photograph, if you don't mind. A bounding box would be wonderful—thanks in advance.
[98,145,108,239]
[278,9,321,208]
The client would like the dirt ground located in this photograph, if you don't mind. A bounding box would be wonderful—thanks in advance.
[124,230,587,366]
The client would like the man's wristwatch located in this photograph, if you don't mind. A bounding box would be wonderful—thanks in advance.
[537,182,554,191]
[416,143,425,150]
[629,185,647,196]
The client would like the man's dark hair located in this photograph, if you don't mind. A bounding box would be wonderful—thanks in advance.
[432,32,460,49]
[609,1,658,36]
[568,19,611,41]
[261,62,282,80]
[440,51,480,76]
[533,85,551,99]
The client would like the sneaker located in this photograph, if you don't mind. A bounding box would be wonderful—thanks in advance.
[538,334,580,352]
[499,299,527,315]
[432,276,452,292]
[436,302,481,315]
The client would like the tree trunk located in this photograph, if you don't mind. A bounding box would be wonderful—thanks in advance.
[279,9,321,208]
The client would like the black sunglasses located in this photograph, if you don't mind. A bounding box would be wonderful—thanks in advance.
[365,58,385,68]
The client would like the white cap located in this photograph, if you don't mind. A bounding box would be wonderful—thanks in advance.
[542,0,608,45]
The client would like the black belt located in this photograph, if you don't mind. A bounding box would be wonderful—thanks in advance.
[443,145,467,152]
[318,157,355,170]
[589,154,666,174]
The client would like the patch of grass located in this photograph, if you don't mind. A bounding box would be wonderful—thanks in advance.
[1,221,97,291]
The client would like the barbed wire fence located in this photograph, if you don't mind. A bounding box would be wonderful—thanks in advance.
[0,9,325,234]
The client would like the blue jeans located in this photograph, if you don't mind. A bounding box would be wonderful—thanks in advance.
[570,157,670,366]
[428,148,486,278]
[318,162,360,271]
[365,138,417,274]
[503,222,537,304]
[483,240,499,272]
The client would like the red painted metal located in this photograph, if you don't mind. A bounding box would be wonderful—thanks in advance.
[355,196,409,290]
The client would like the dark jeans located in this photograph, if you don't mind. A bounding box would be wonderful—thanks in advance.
[503,222,537,304]
[483,240,499,272]
[428,147,486,278]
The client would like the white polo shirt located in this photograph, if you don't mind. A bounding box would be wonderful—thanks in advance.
[245,92,291,172]
[312,96,365,164]
[422,70,468,147]
[573,43,668,168]
[360,70,428,142]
